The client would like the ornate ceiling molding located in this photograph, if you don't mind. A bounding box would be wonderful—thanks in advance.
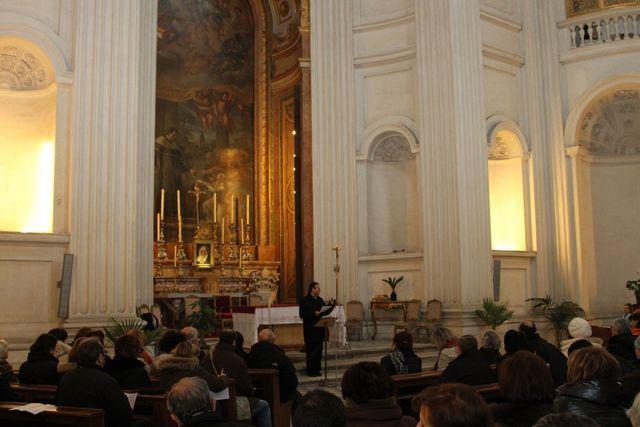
[578,88,640,155]
[373,134,413,162]
[0,44,50,91]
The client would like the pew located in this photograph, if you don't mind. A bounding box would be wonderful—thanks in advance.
[248,368,292,427]
[11,382,238,427]
[0,401,105,427]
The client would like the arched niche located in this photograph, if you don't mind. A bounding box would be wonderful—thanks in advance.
[0,37,58,233]
[364,131,420,255]
[487,120,533,252]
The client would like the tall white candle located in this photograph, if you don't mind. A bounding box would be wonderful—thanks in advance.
[177,190,181,218]
[221,217,225,243]
[160,189,165,220]
[174,246,177,267]
[246,194,250,225]
[156,213,160,241]
[230,194,235,223]
[240,219,244,244]
[213,193,217,223]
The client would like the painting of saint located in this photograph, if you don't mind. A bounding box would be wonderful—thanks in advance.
[155,0,254,239]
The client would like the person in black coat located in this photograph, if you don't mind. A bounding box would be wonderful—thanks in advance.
[167,377,245,427]
[56,338,133,427]
[554,346,631,427]
[19,333,61,385]
[0,340,19,401]
[478,330,503,366]
[299,282,335,377]
[607,318,637,362]
[519,321,568,386]
[439,335,496,386]
[248,328,299,402]
[381,331,422,375]
[103,334,151,390]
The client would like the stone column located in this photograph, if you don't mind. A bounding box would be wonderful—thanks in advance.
[310,0,358,301]
[67,0,157,327]
[415,0,492,309]
[522,2,576,299]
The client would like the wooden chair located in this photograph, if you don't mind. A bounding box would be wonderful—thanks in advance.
[591,324,612,346]
[248,368,292,427]
[393,299,421,336]
[0,402,105,427]
[414,299,443,342]
[345,300,364,341]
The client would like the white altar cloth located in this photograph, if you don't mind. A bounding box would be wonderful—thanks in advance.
[232,305,347,346]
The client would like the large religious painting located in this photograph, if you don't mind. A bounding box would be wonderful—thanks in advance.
[155,0,254,239]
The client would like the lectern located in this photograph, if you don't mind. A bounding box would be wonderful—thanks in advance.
[314,317,336,386]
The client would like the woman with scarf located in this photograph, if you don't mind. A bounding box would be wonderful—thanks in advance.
[381,331,422,375]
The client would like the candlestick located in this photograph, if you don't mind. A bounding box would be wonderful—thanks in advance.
[176,241,187,261]
[235,197,239,226]
[156,213,160,241]
[221,217,225,243]
[157,220,167,259]
[214,196,218,223]
[160,189,165,220]
[246,194,250,225]
[174,246,177,267]
[240,219,244,244]
[178,217,182,242]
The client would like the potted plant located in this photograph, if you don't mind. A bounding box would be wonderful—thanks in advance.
[382,276,404,301]
[526,295,585,346]
[103,317,164,347]
[188,299,218,347]
[626,273,640,305]
[474,298,514,329]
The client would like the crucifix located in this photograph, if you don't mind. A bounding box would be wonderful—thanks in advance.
[188,183,205,238]
[333,245,341,302]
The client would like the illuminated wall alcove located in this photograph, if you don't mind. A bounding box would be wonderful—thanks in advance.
[487,122,534,252]
[0,39,56,233]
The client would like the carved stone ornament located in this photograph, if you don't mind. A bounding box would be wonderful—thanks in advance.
[373,134,413,162]
[488,136,511,160]
[578,88,640,155]
[0,45,50,91]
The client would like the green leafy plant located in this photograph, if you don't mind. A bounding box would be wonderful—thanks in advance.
[474,298,514,329]
[382,276,404,291]
[526,295,585,346]
[626,272,640,303]
[188,299,218,343]
[103,317,163,346]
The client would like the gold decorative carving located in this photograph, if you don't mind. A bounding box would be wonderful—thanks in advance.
[565,0,640,17]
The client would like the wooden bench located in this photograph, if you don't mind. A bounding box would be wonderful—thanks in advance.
[11,382,238,427]
[0,401,105,427]
[248,368,292,427]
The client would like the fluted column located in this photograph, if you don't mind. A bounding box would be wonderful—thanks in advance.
[68,0,157,326]
[522,2,575,299]
[415,0,492,307]
[310,0,358,301]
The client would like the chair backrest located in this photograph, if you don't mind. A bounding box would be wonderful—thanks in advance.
[425,299,442,321]
[151,303,163,327]
[406,300,421,322]
[346,300,364,322]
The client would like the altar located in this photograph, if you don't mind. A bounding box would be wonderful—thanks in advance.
[232,304,347,348]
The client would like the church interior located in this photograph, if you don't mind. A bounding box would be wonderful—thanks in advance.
[1,0,640,423]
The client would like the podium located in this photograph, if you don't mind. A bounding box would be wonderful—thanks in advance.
[314,317,336,386]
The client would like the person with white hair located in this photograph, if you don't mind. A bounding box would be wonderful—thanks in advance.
[607,318,636,362]
[167,377,243,427]
[0,339,18,401]
[628,393,640,427]
[560,317,602,357]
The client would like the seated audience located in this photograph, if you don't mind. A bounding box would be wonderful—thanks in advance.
[156,341,228,392]
[167,376,244,427]
[532,413,599,427]
[624,303,634,319]
[203,330,271,427]
[439,335,495,386]
[490,351,555,427]
[560,318,601,356]
[150,329,187,376]
[248,328,299,403]
[619,336,640,405]
[48,328,72,359]
[554,346,631,427]
[19,333,61,385]
[432,327,458,370]
[233,331,250,361]
[411,383,492,427]
[381,331,422,375]
[125,328,153,365]
[182,326,205,360]
[56,338,132,427]
[104,334,151,389]
[627,393,640,427]
[567,339,593,356]
[629,313,640,337]
[607,318,636,362]
[503,330,528,356]
[72,327,93,344]
[341,361,416,427]
[293,389,347,427]
[478,330,503,365]
[57,336,85,374]
[519,320,567,386]
[0,339,19,401]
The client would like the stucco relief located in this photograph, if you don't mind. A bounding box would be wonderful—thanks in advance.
[0,45,50,91]
[373,134,413,162]
[578,88,640,155]
[488,136,511,160]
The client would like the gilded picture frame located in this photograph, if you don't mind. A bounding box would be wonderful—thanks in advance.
[193,240,214,269]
